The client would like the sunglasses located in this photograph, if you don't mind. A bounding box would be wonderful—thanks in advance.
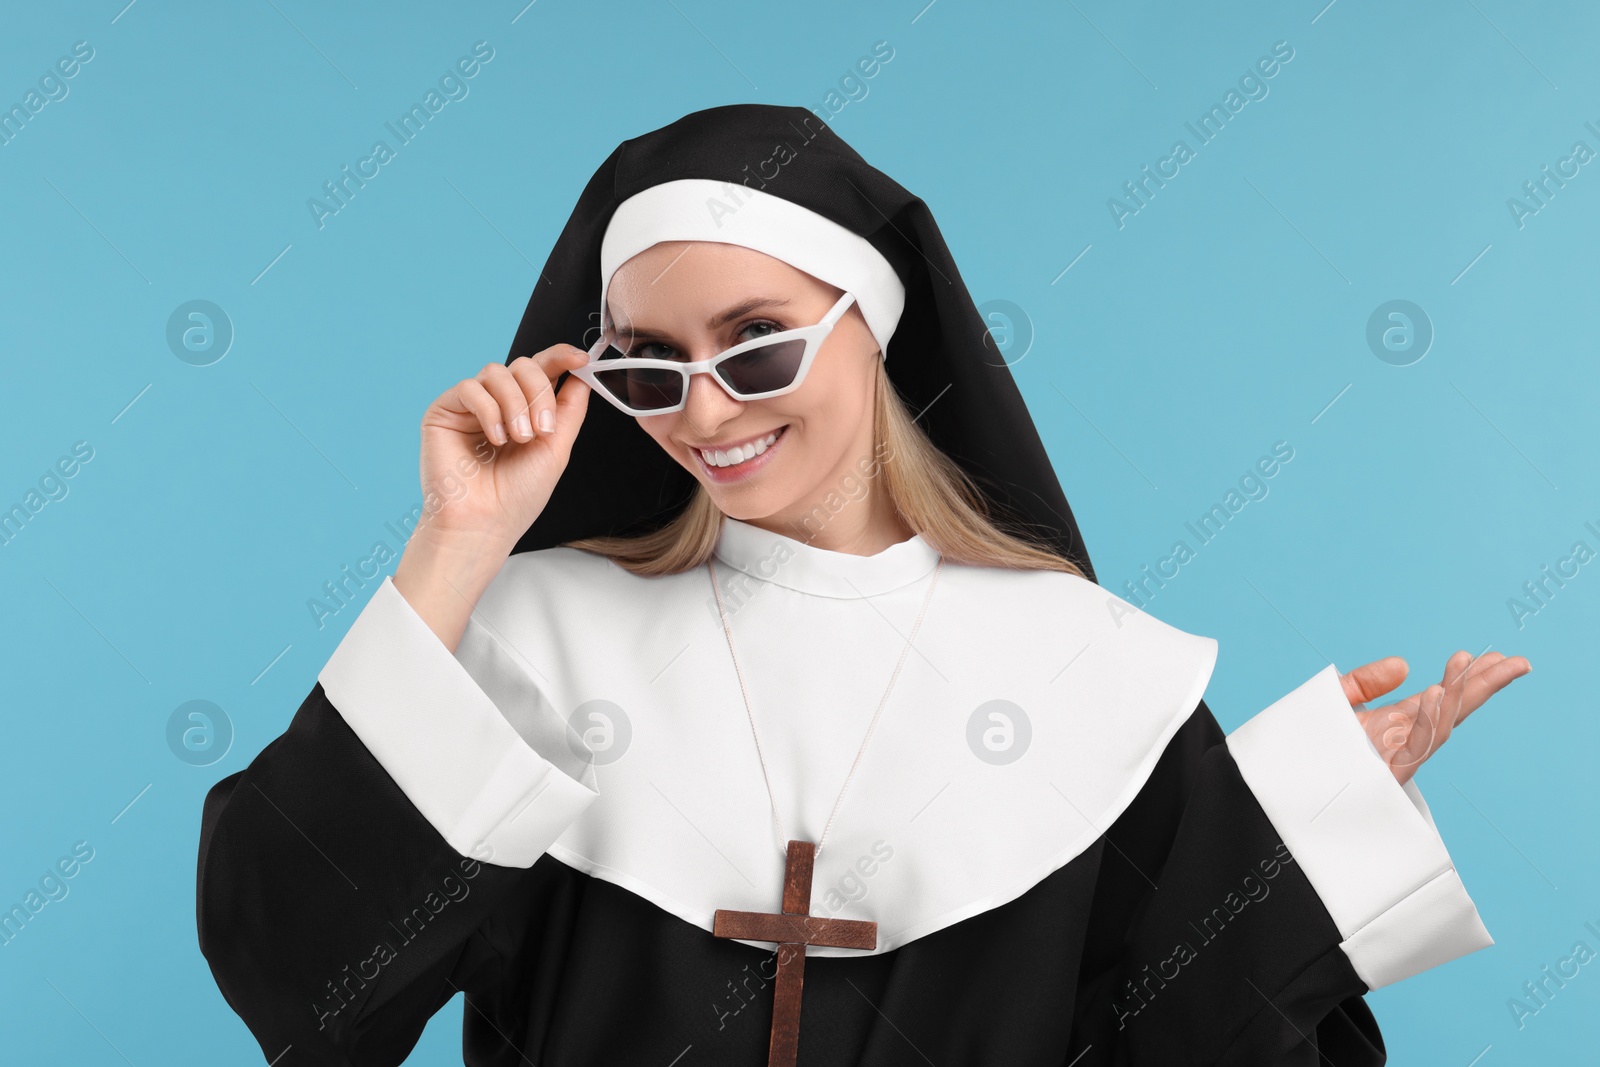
[570,291,858,416]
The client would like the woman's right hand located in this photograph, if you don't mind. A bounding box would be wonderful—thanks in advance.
[393,345,593,651]
[417,346,593,546]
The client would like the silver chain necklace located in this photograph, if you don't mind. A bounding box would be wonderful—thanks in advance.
[707,550,945,861]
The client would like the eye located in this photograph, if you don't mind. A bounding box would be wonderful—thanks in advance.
[616,318,786,361]
[736,319,784,344]
[620,340,678,361]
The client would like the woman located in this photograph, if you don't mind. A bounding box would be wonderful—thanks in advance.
[197,104,1530,1066]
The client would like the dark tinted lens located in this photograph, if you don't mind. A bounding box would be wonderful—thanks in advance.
[716,339,807,395]
[593,360,684,411]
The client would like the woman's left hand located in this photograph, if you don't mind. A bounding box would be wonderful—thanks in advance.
[1340,652,1532,785]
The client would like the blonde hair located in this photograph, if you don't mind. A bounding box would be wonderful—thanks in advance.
[563,359,1089,579]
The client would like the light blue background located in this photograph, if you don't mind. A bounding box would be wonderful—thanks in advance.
[1,1,1594,1063]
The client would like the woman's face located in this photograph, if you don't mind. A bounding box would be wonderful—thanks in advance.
[606,241,882,529]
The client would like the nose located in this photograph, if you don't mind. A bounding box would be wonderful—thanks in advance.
[678,363,744,436]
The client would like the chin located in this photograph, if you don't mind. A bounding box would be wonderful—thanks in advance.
[704,487,789,523]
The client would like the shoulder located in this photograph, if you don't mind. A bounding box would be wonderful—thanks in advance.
[939,560,1219,702]
[485,545,638,602]
[492,544,626,589]
[476,545,702,626]
[944,560,1214,646]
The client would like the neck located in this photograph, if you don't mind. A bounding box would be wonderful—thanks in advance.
[741,486,912,556]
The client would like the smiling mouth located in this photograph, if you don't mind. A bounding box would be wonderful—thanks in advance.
[692,426,787,469]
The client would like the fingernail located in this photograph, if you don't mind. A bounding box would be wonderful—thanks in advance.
[514,415,532,438]
[537,409,554,433]
[493,422,507,444]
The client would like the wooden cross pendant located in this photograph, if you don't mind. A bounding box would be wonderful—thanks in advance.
[712,840,878,1067]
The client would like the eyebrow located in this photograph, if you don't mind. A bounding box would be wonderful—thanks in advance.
[613,296,793,338]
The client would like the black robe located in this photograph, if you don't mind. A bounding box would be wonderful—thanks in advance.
[197,679,1383,1066]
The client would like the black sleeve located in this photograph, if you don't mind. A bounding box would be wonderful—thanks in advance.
[196,682,532,1066]
[1069,699,1386,1066]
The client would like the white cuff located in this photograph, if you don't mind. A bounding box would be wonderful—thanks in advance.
[1225,664,1493,989]
[317,575,599,868]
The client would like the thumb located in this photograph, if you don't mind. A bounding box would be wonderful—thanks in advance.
[547,368,593,458]
[1340,656,1409,708]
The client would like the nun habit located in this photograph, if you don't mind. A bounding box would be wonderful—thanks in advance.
[197,104,1493,1066]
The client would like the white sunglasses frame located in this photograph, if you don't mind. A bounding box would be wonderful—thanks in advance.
[570,290,858,416]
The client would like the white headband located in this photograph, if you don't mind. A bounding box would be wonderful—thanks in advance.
[599,178,906,360]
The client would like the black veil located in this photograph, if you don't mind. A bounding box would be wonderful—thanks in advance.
[502,103,1095,583]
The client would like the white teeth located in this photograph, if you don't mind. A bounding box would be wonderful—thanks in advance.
[699,431,780,468]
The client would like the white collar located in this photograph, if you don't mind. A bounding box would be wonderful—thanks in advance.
[459,543,1219,955]
[711,516,942,600]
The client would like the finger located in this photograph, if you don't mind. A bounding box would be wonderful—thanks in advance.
[450,377,509,445]
[1432,649,1473,721]
[1452,649,1506,676]
[1440,650,1499,723]
[507,349,585,439]
[1421,682,1458,756]
[529,343,592,377]
[1341,656,1409,707]
[1439,649,1475,686]
[504,358,556,438]
[1382,685,1447,773]
[1372,683,1444,773]
[545,366,593,457]
[1376,706,1414,761]
[1443,651,1531,727]
[480,362,543,442]
[1452,651,1507,691]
